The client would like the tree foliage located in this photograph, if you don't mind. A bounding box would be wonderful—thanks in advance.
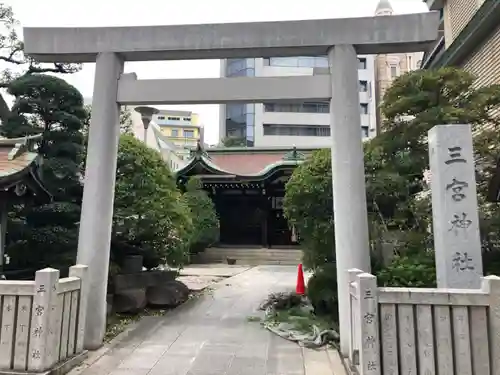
[181,177,219,255]
[0,4,198,276]
[371,67,500,263]
[220,137,246,147]
[376,67,500,200]
[0,3,80,125]
[283,149,334,269]
[2,75,87,270]
[0,4,84,271]
[284,67,500,284]
[82,104,134,137]
[3,74,86,195]
[112,135,192,269]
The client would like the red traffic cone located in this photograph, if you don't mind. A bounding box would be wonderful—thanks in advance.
[296,263,305,295]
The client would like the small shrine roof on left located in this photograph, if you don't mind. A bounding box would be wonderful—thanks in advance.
[0,136,39,178]
[0,134,51,201]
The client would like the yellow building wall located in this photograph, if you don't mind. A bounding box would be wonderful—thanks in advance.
[159,126,200,139]
[190,114,200,125]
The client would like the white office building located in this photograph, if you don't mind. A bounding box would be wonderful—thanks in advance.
[219,55,377,147]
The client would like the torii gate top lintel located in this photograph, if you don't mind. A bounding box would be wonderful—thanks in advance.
[23,12,440,63]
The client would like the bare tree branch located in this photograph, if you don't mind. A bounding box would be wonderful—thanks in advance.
[0,3,81,125]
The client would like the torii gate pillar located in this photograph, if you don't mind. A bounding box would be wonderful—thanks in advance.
[328,45,371,352]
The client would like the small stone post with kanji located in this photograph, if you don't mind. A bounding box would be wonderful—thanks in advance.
[28,268,60,371]
[428,124,483,289]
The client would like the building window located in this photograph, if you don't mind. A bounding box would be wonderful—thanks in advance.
[168,117,180,121]
[263,56,329,69]
[157,116,165,120]
[263,56,367,70]
[171,129,178,137]
[390,65,398,78]
[183,130,195,138]
[358,58,367,70]
[360,103,368,114]
[361,126,369,138]
[226,58,256,77]
[225,102,255,147]
[183,117,191,121]
[359,81,368,92]
[263,124,330,137]
[225,59,256,146]
[263,102,329,113]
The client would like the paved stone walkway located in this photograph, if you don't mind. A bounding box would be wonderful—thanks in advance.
[179,264,251,278]
[176,264,251,291]
[72,266,343,375]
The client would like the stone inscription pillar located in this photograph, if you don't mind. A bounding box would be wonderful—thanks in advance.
[328,44,371,356]
[77,52,124,349]
[428,124,483,289]
[28,268,59,372]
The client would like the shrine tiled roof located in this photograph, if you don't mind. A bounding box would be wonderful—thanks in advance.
[207,152,289,175]
[0,135,51,203]
[175,143,314,178]
[0,136,39,179]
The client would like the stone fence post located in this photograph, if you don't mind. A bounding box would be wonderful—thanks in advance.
[28,268,60,372]
[347,268,364,364]
[356,273,380,375]
[483,275,500,373]
[69,265,89,353]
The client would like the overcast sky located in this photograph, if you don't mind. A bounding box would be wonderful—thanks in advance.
[6,0,428,144]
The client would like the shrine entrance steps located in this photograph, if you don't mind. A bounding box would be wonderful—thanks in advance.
[194,247,303,266]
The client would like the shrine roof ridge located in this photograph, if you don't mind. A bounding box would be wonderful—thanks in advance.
[206,146,319,154]
[0,134,42,147]
[23,12,440,63]
[174,155,303,178]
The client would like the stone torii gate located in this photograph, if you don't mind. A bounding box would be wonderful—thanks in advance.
[23,12,439,352]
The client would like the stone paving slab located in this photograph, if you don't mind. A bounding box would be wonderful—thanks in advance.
[176,275,225,291]
[73,266,343,375]
[178,264,251,277]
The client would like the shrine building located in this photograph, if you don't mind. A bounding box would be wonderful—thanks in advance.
[175,144,315,248]
[0,135,52,279]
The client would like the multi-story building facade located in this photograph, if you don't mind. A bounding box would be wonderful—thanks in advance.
[153,109,204,149]
[374,0,424,130]
[219,55,377,147]
[421,0,499,112]
[129,108,188,170]
[85,100,198,170]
